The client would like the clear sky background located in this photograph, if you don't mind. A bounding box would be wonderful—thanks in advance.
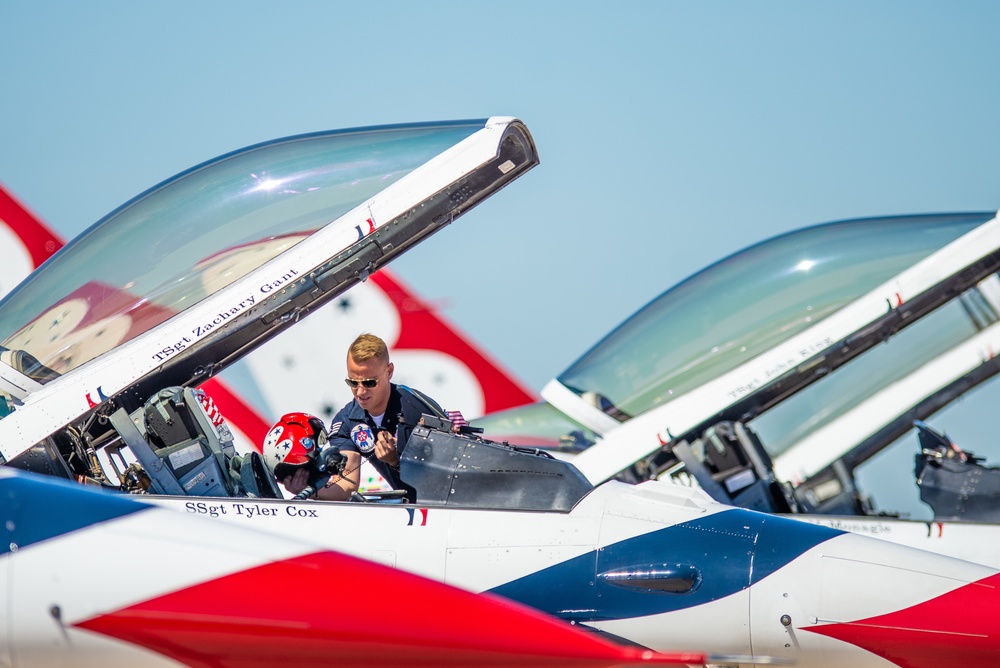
[3,1,1000,517]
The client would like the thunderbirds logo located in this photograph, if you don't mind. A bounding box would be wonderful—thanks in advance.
[352,424,375,453]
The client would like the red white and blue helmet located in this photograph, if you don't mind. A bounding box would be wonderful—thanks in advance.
[262,412,328,479]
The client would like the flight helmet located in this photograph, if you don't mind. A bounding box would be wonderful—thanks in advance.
[262,412,329,480]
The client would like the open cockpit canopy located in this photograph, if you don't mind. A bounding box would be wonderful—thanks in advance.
[0,118,537,466]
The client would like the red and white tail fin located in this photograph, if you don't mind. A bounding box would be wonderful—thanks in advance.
[0,181,273,449]
[0,182,535,464]
[0,183,62,294]
[371,270,535,415]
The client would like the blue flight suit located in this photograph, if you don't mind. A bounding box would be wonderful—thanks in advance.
[328,383,443,498]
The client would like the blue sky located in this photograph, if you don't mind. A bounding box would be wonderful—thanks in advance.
[4,1,999,390]
[3,1,1000,515]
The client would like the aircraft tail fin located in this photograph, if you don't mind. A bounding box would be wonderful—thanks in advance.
[371,269,536,415]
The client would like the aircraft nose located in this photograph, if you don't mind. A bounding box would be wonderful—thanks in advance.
[752,529,1000,667]
[806,567,1000,666]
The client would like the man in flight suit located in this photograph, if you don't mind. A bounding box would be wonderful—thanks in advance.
[280,333,444,501]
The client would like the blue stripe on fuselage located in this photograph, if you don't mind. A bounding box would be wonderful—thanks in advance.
[0,469,151,556]
[488,508,843,621]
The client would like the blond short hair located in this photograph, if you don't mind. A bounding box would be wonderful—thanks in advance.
[348,333,389,365]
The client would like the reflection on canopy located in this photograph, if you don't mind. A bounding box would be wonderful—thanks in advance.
[558,213,993,419]
[0,122,483,379]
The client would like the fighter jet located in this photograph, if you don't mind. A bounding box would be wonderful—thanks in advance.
[472,209,1000,563]
[2,117,999,667]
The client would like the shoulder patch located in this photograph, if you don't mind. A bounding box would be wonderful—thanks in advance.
[351,423,376,453]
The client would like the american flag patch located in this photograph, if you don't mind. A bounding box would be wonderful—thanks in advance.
[445,410,468,428]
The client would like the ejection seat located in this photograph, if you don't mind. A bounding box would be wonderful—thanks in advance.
[109,386,280,498]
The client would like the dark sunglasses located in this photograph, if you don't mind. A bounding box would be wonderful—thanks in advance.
[344,377,380,389]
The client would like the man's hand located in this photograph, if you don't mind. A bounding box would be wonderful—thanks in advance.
[281,467,311,494]
[374,429,400,467]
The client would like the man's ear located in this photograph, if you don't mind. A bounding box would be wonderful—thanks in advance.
[386,362,394,380]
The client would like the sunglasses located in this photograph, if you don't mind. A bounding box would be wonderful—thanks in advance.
[344,377,381,389]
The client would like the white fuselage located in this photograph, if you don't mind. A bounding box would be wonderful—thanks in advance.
[145,479,1000,667]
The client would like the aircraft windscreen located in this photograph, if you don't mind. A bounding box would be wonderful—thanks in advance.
[473,401,600,452]
[557,213,995,420]
[0,122,483,379]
